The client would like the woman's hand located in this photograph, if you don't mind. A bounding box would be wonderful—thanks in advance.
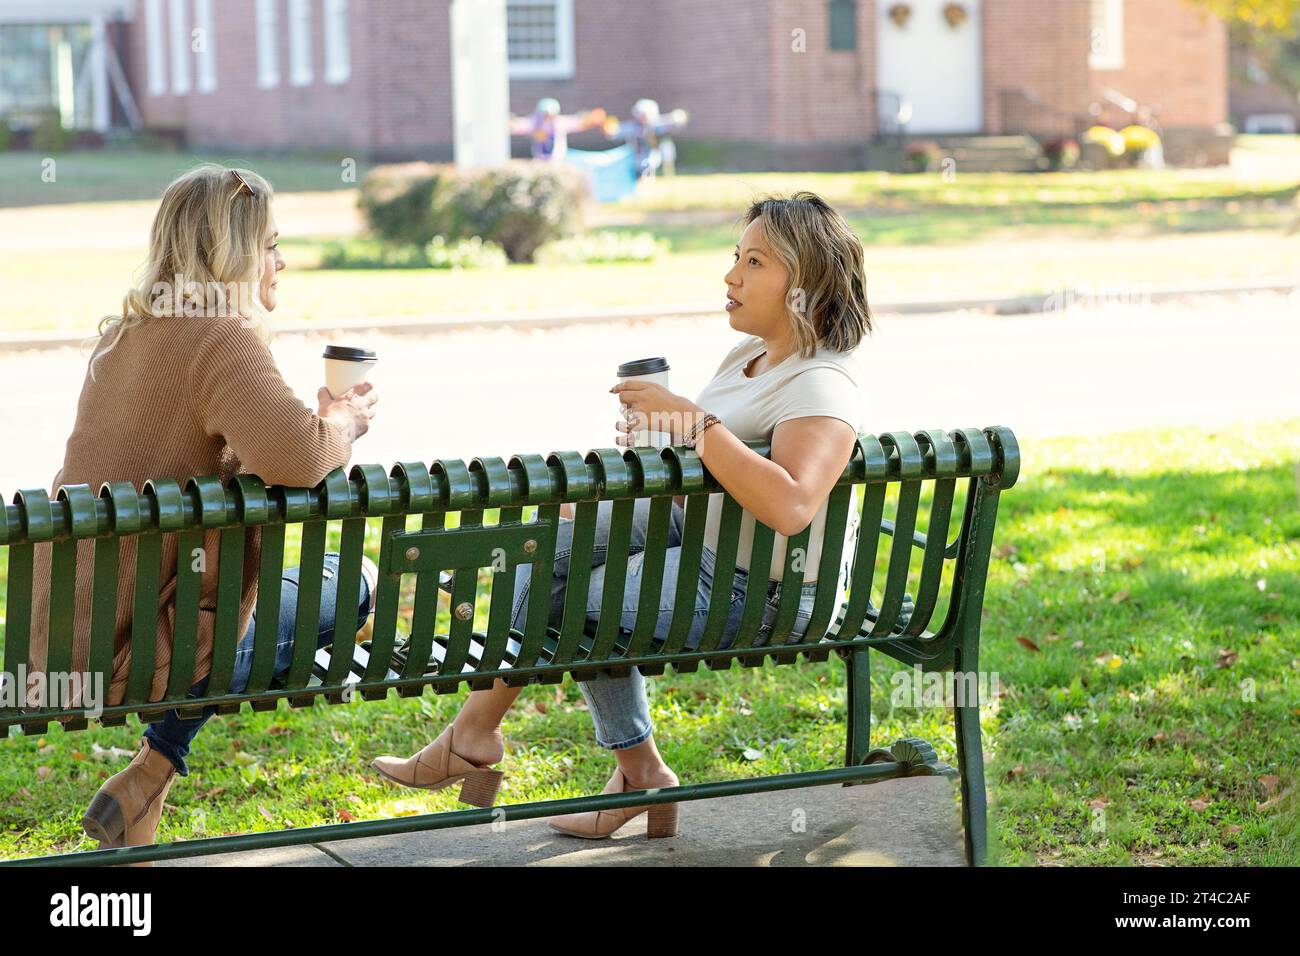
[317,381,378,443]
[609,381,703,446]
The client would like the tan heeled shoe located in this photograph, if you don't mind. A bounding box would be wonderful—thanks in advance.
[370,723,504,808]
[81,738,177,866]
[548,765,680,839]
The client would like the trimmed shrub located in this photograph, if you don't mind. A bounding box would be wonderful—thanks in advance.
[359,160,589,263]
[357,162,449,247]
[434,161,587,263]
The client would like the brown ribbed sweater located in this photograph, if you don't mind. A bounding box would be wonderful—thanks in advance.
[27,315,353,709]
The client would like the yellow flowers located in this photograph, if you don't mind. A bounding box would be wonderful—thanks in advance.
[1085,126,1126,157]
[1084,124,1161,158]
[1121,124,1162,153]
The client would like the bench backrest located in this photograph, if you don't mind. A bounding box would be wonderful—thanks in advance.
[0,427,1018,734]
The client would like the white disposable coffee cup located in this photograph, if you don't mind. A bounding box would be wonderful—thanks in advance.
[617,356,671,448]
[324,345,378,399]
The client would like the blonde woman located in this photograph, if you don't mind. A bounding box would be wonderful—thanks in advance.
[26,164,379,857]
[373,192,871,839]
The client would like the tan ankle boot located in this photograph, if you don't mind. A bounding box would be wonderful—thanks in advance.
[548,765,680,840]
[81,738,177,865]
[371,723,504,808]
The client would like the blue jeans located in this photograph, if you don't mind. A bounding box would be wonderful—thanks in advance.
[510,499,819,749]
[143,551,371,775]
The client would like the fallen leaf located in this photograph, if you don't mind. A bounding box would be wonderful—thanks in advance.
[338,809,356,822]
[742,748,763,761]
[1145,732,1166,748]
[1005,765,1025,781]
[1188,798,1211,812]
[203,787,226,798]
[35,766,51,781]
[258,806,275,821]
[1215,649,1238,668]
[1110,590,1130,605]
[1016,636,1041,652]
[1258,775,1281,797]
[1088,796,1110,809]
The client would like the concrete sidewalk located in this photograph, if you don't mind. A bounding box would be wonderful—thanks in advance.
[1,277,1295,352]
[159,776,965,867]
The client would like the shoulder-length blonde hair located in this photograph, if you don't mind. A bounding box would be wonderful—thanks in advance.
[90,163,275,378]
[741,191,871,358]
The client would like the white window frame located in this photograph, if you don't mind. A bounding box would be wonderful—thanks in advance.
[1089,0,1124,71]
[256,0,280,89]
[145,0,167,96]
[506,0,574,81]
[194,0,217,93]
[167,0,190,94]
[323,0,351,84]
[288,0,314,87]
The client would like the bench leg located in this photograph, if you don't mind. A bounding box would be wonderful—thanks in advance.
[843,648,871,778]
[954,696,987,866]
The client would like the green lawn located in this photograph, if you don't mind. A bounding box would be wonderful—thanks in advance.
[1,145,1298,333]
[0,149,360,207]
[0,419,1296,864]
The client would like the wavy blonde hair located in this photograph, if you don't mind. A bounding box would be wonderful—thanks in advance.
[741,191,871,358]
[90,163,275,378]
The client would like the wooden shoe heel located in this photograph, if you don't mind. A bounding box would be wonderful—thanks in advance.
[646,801,679,838]
[458,768,504,808]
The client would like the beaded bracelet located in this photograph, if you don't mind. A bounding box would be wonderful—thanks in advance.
[683,413,721,449]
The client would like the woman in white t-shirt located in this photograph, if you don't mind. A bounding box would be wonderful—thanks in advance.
[371,192,871,838]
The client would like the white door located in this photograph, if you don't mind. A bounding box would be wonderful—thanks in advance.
[876,0,982,133]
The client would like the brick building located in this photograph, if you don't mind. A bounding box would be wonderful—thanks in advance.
[2,0,1231,167]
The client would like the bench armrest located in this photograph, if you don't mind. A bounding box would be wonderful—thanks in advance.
[878,519,960,559]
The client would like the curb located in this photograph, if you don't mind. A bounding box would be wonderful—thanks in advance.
[3,278,1296,352]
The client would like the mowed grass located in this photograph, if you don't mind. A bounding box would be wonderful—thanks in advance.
[1,145,1298,333]
[0,420,1296,864]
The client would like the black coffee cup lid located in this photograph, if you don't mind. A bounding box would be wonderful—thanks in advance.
[617,356,669,377]
[323,345,378,361]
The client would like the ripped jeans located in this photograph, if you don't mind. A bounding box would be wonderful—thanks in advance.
[510,499,818,749]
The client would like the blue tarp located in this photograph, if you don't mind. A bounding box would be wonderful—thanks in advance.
[565,144,639,203]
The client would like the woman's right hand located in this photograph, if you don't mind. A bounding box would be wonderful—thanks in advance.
[317,381,378,443]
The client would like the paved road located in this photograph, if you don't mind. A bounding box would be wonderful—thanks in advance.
[2,289,1297,492]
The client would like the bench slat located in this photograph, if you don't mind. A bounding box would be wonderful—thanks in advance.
[439,508,483,680]
[362,514,406,691]
[322,517,366,695]
[516,503,561,673]
[246,522,286,697]
[698,494,743,656]
[165,527,204,700]
[2,542,34,718]
[399,509,446,691]
[205,525,247,699]
[625,495,672,659]
[802,482,854,644]
[125,531,162,705]
[661,492,709,658]
[87,535,121,685]
[555,499,598,667]
[731,519,775,656]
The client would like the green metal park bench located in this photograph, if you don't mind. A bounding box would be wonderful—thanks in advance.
[0,426,1018,866]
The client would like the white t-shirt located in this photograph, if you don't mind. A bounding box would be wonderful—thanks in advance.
[691,335,865,583]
